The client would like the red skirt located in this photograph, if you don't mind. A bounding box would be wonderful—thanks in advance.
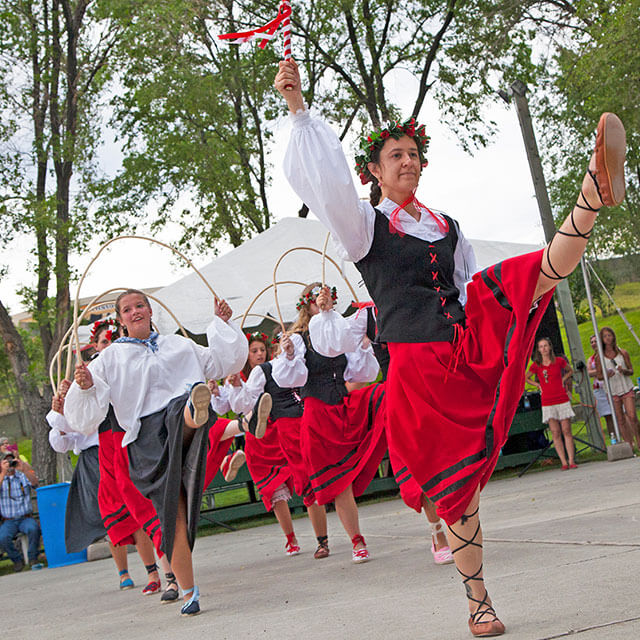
[386,249,553,525]
[97,427,137,546]
[276,416,317,507]
[244,423,293,511]
[387,428,424,514]
[301,383,387,505]
[203,418,235,490]
[111,429,163,555]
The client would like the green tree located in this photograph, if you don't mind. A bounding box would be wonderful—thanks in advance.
[0,0,120,482]
[536,0,640,256]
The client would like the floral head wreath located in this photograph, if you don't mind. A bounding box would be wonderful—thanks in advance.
[90,318,117,343]
[246,331,269,345]
[354,117,430,185]
[296,285,337,311]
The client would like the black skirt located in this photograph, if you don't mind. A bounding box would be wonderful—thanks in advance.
[126,392,213,562]
[65,445,107,553]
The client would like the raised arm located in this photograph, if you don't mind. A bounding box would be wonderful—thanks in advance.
[275,59,374,262]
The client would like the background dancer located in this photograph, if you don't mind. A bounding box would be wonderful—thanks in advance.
[228,332,301,557]
[275,283,385,563]
[229,331,329,558]
[275,58,626,636]
[317,297,453,565]
[526,338,576,469]
[50,320,174,599]
[65,289,247,616]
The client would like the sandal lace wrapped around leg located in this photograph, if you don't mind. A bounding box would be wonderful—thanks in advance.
[285,532,301,556]
[448,507,505,637]
[314,535,330,559]
[180,585,201,617]
[429,520,454,565]
[351,534,370,564]
[161,572,179,604]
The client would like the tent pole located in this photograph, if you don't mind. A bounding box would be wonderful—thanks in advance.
[581,258,622,442]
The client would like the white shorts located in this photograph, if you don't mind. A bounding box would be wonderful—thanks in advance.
[542,401,575,424]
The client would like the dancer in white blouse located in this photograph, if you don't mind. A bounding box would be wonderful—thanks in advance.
[65,289,247,617]
[273,282,385,563]
[275,58,626,637]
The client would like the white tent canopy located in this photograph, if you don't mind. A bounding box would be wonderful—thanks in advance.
[150,217,542,335]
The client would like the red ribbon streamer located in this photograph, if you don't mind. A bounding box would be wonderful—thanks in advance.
[218,2,292,50]
[389,192,449,236]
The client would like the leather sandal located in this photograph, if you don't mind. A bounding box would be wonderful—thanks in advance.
[429,520,454,565]
[187,382,211,427]
[593,112,626,207]
[314,535,330,559]
[220,450,246,482]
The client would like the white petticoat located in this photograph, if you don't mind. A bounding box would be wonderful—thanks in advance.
[542,401,575,423]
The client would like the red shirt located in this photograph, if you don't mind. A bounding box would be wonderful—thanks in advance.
[529,356,570,406]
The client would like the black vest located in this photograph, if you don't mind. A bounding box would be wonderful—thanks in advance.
[259,362,303,419]
[299,332,348,406]
[355,209,465,343]
[366,306,390,382]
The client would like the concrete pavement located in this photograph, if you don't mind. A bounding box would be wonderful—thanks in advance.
[4,457,640,639]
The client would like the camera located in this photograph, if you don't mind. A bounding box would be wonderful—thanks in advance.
[2,453,18,468]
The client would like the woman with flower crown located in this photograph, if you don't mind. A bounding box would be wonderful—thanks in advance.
[48,319,178,601]
[275,59,626,636]
[64,289,247,617]
[274,282,387,563]
[225,330,330,559]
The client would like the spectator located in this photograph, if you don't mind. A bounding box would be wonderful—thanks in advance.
[594,326,640,450]
[526,338,577,469]
[0,452,43,571]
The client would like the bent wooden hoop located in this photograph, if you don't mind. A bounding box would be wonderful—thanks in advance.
[55,286,190,393]
[68,235,218,380]
[272,247,359,329]
[240,280,308,331]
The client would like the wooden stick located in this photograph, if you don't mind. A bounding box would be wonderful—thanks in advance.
[321,231,330,288]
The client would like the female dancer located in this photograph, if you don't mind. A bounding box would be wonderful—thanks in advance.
[276,59,626,635]
[526,338,576,469]
[50,320,175,599]
[65,289,247,616]
[593,326,640,449]
[338,302,453,564]
[228,331,328,558]
[586,334,615,441]
[49,321,172,597]
[275,283,386,562]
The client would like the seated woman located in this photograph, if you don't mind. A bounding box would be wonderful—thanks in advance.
[64,289,247,617]
[526,338,576,469]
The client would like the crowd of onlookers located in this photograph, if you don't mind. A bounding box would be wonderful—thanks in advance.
[526,327,639,468]
[0,436,43,572]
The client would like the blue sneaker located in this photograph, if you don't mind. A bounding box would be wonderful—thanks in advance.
[30,563,44,571]
[180,585,201,617]
[119,569,134,590]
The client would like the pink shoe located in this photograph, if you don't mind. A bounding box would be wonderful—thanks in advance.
[220,450,246,482]
[351,534,370,564]
[285,532,301,556]
[430,520,454,565]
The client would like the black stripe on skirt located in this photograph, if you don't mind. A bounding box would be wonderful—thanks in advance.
[65,446,107,553]
[126,392,214,562]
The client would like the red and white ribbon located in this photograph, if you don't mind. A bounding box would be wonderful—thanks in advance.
[218,1,293,59]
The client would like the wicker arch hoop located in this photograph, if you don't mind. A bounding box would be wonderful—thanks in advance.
[57,286,190,392]
[68,235,219,380]
[272,247,360,330]
[239,280,308,332]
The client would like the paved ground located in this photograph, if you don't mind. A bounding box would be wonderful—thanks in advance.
[4,457,640,640]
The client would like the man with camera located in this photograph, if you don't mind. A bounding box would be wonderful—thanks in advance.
[0,448,42,571]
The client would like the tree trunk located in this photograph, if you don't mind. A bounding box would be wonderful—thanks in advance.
[0,300,56,484]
